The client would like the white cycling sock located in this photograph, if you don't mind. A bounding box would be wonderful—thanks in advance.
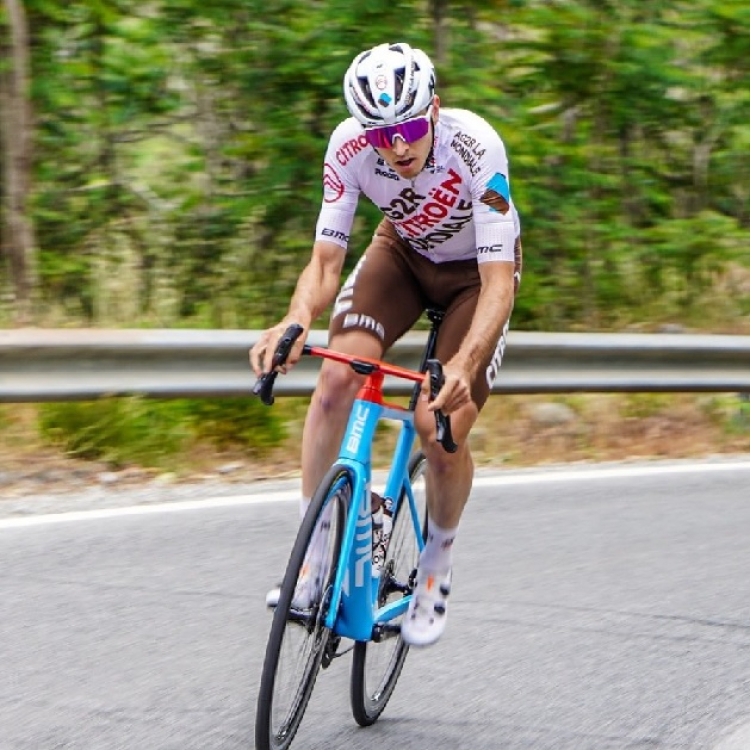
[299,496,311,520]
[419,518,458,574]
[305,497,332,570]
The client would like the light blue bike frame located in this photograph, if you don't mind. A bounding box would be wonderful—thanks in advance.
[322,381,425,642]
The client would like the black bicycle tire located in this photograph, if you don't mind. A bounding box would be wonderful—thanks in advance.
[350,450,428,727]
[255,464,351,750]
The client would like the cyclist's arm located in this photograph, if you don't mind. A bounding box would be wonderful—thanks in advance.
[251,119,367,376]
[428,259,515,414]
[286,240,347,331]
[250,240,345,375]
[452,259,515,376]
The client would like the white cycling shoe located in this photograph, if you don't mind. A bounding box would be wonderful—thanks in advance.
[400,567,452,647]
[266,563,321,610]
[265,585,282,609]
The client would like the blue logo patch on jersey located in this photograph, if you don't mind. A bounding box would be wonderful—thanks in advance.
[480,172,511,214]
[378,93,392,106]
[487,172,510,201]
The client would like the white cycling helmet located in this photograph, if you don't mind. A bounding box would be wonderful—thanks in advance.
[343,42,436,127]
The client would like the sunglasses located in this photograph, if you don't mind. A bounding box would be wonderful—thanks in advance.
[364,107,433,149]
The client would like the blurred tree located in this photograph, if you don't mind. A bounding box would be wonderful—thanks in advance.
[6,0,749,331]
[0,0,37,322]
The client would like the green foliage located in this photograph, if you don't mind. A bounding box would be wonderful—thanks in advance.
[700,394,750,435]
[38,396,287,468]
[733,396,750,434]
[619,393,674,420]
[6,0,749,331]
[38,398,190,467]
[182,397,287,449]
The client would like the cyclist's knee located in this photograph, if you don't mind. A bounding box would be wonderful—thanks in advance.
[417,422,472,477]
[314,360,362,411]
[415,399,477,449]
[313,331,384,412]
[422,434,473,484]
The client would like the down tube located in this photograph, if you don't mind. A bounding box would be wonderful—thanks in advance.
[325,465,374,640]
[321,465,361,630]
[326,398,383,641]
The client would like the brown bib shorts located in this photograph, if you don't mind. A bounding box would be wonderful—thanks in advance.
[329,218,522,410]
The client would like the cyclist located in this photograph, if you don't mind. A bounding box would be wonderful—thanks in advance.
[250,41,521,648]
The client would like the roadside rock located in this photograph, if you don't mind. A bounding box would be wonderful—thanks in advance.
[528,402,577,428]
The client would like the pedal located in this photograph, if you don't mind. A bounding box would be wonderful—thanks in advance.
[381,575,410,597]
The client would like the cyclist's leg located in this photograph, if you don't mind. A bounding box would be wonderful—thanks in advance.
[421,242,518,521]
[415,288,493,529]
[403,258,514,646]
[299,330,380,500]
[301,219,424,504]
[401,305,481,646]
[266,223,423,607]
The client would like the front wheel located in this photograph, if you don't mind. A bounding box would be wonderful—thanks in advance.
[350,451,428,727]
[255,465,351,750]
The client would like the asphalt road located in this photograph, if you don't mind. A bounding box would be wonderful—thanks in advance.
[2,460,750,750]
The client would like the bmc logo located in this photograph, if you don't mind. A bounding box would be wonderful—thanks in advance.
[322,227,349,243]
[346,403,369,454]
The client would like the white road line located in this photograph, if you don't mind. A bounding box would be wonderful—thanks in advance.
[1,460,750,531]
[471,460,750,487]
[0,491,299,530]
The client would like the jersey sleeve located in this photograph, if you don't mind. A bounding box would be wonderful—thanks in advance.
[314,121,362,251]
[470,127,519,265]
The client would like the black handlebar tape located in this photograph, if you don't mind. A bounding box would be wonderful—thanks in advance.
[425,359,458,454]
[252,323,305,406]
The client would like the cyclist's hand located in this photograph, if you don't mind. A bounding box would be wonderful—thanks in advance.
[249,321,308,377]
[422,362,472,415]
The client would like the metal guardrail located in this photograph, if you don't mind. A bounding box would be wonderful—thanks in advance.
[1,328,749,402]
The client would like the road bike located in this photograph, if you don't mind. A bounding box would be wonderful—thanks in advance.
[252,308,456,750]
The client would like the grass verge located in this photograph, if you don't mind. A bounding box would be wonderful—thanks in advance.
[0,393,748,494]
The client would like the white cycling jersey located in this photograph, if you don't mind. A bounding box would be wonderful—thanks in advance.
[314,108,521,265]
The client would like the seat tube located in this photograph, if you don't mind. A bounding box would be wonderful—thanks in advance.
[408,307,444,411]
[382,416,416,506]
